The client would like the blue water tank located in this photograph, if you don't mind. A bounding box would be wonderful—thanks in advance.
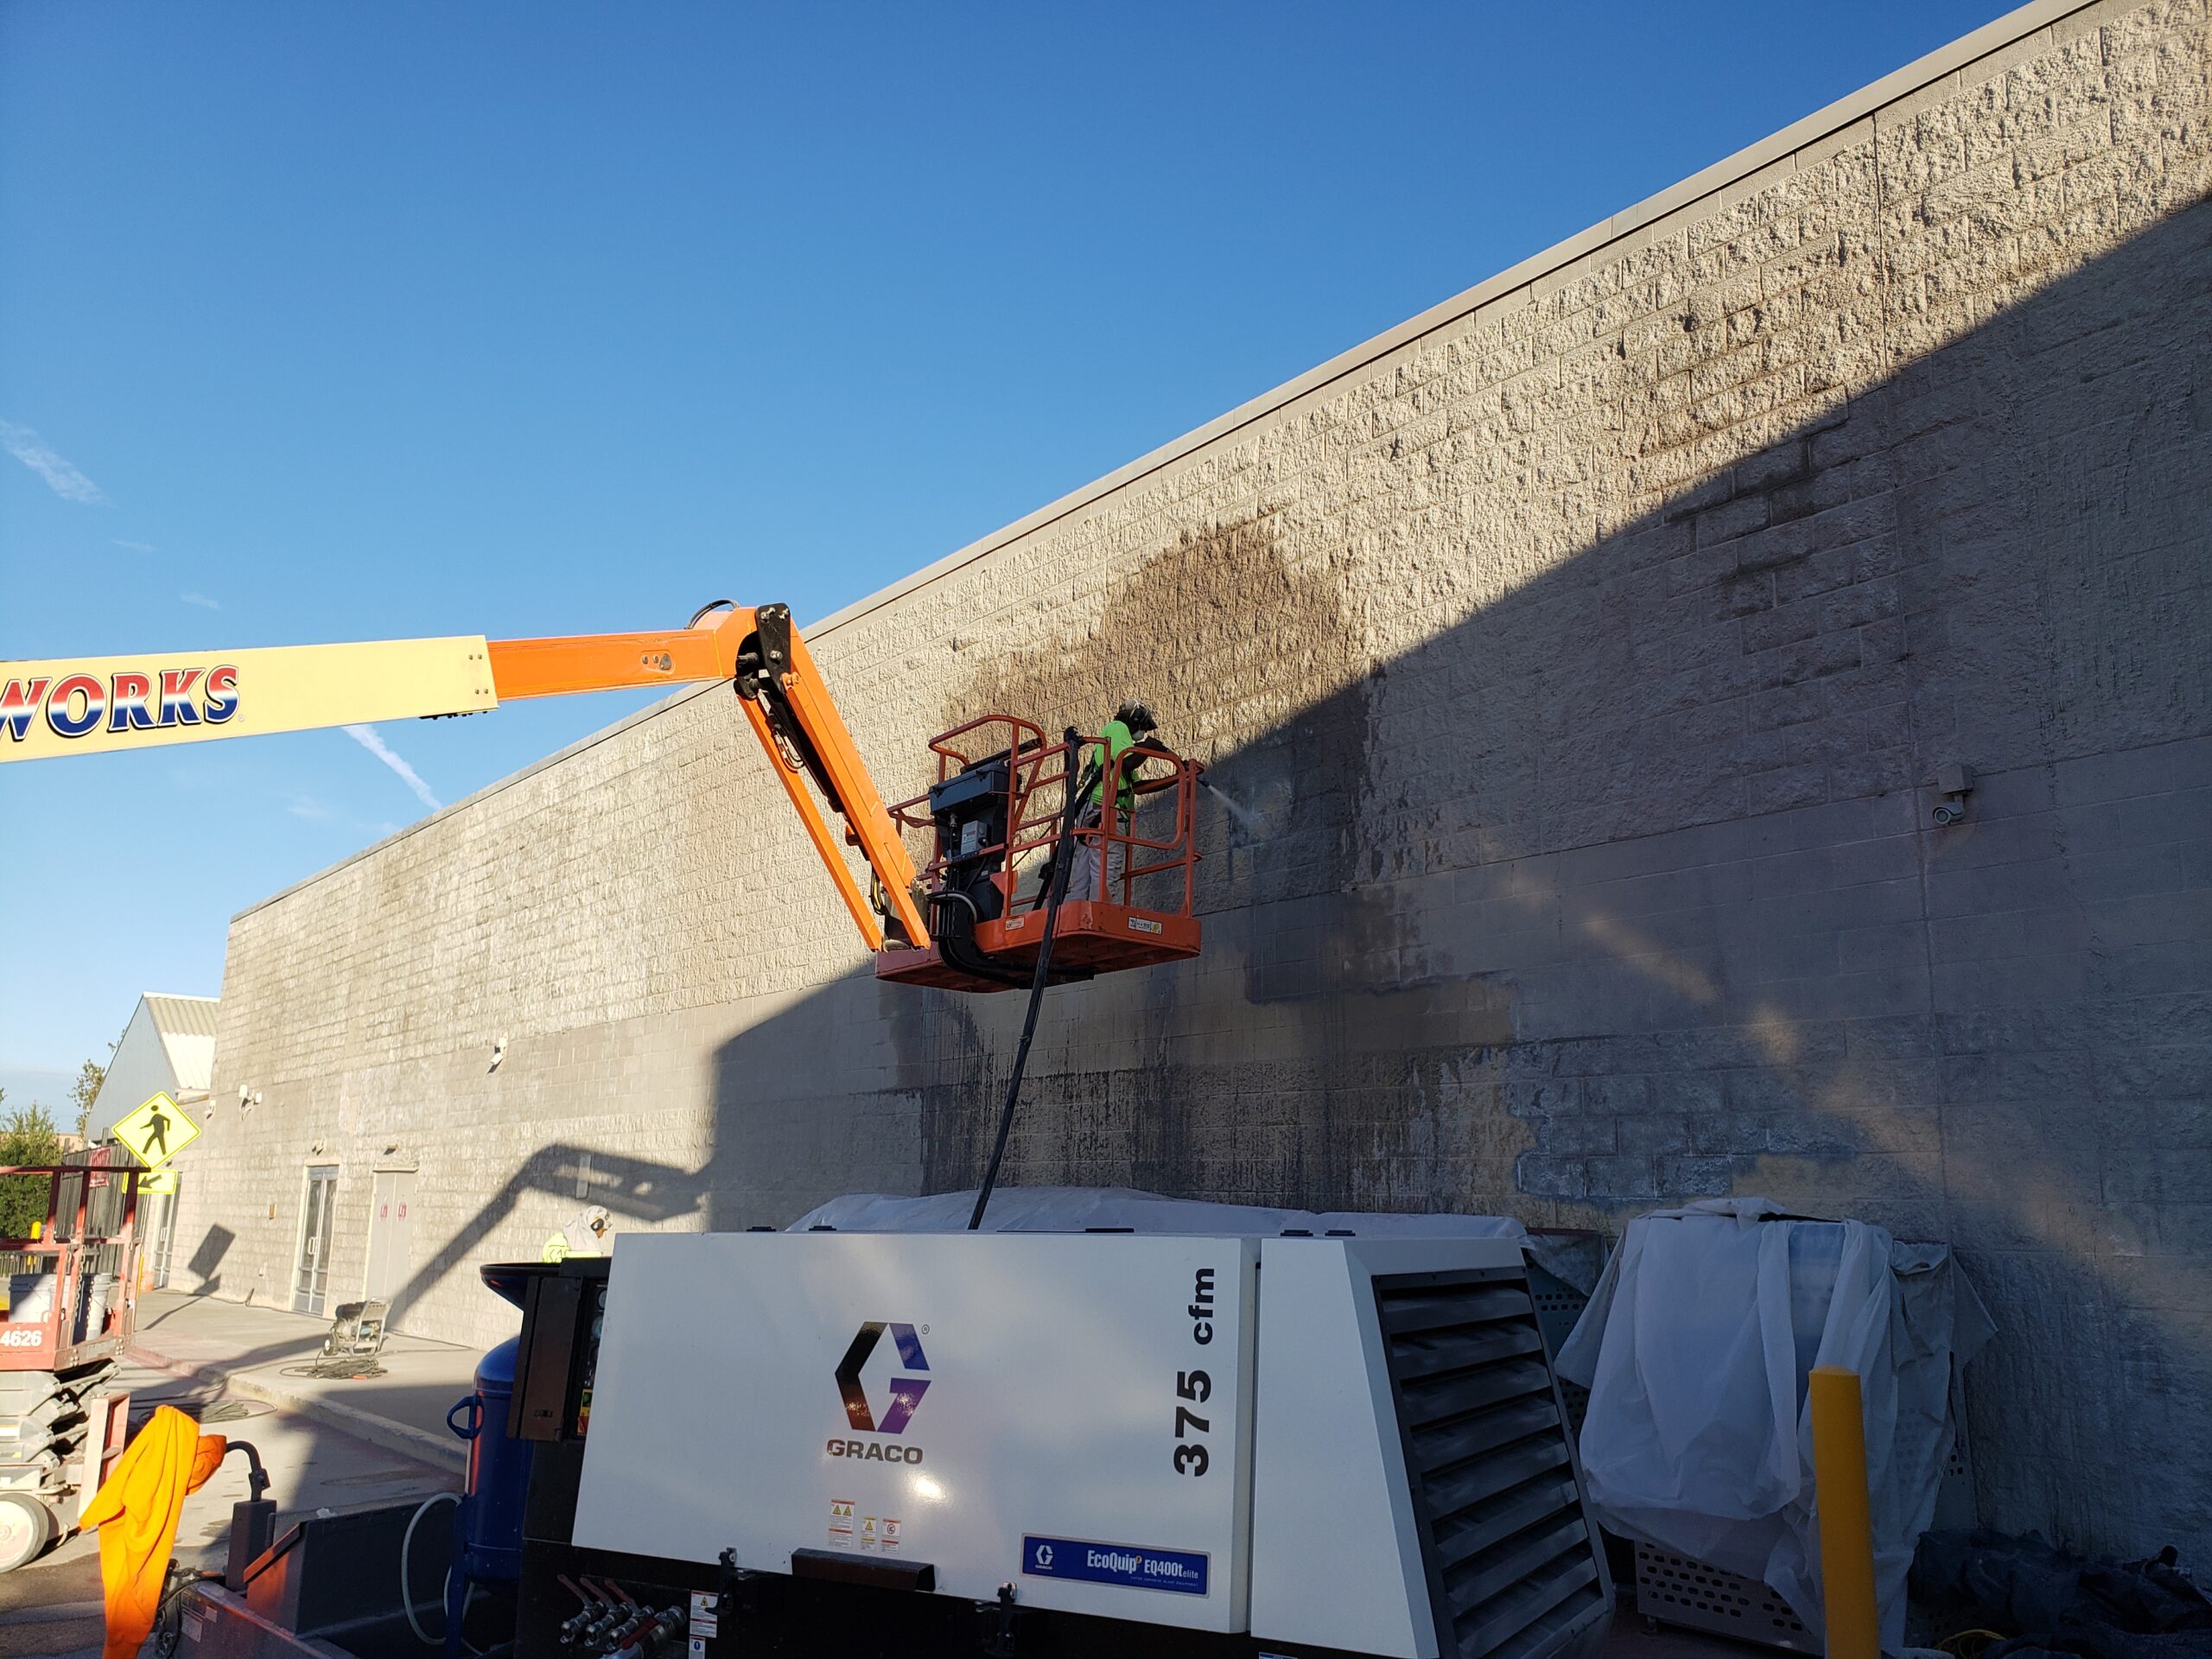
[448,1336,532,1583]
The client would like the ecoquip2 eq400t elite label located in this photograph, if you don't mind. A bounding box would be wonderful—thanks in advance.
[1021,1535,1211,1597]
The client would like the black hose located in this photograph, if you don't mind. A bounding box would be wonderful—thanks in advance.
[969,729,1097,1231]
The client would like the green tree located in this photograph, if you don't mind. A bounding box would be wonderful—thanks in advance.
[0,1101,63,1241]
[67,1058,105,1141]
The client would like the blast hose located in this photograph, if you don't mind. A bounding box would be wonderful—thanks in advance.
[968,730,1098,1230]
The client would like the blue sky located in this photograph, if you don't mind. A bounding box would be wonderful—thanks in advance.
[0,0,2007,1097]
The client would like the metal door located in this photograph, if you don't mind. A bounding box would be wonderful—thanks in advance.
[292,1166,339,1316]
[364,1170,416,1304]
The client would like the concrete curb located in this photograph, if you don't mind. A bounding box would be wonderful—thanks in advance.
[129,1344,467,1475]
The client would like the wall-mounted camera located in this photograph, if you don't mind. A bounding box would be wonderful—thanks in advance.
[1931,762,1974,827]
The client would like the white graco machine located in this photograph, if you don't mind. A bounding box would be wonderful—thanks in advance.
[563,1230,1611,1659]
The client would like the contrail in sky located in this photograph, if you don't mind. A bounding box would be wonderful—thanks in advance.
[342,724,442,811]
[0,420,105,504]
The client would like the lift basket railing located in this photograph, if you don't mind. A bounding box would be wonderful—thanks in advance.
[888,716,1199,922]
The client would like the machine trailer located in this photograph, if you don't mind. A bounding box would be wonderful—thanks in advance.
[165,1226,1611,1659]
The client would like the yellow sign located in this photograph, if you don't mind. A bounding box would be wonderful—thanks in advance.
[138,1169,179,1197]
[0,637,498,763]
[111,1092,200,1168]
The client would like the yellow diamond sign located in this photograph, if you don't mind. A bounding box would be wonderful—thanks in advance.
[111,1092,200,1169]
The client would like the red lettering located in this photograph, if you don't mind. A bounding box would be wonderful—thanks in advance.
[46,674,105,739]
[108,671,156,733]
[0,677,48,742]
[203,664,238,724]
[158,668,204,727]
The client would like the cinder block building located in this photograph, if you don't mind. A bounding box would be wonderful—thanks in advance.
[168,0,2210,1561]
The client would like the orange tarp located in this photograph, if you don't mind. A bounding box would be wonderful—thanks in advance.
[80,1405,226,1659]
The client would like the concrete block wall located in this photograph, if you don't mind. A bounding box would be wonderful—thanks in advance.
[171,0,2210,1559]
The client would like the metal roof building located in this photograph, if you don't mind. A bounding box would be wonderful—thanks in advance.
[86,994,219,1140]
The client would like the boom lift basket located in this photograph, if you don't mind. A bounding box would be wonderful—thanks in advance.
[875,715,1203,993]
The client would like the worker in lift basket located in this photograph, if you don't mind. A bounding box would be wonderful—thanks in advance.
[541,1205,612,1262]
[1066,701,1175,905]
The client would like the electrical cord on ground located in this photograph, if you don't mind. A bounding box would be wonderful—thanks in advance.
[282,1356,388,1380]
[402,1491,461,1646]
[968,731,1099,1232]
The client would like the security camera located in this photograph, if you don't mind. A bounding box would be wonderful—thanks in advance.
[1930,761,1974,827]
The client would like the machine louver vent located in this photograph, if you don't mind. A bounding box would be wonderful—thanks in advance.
[1376,1268,1609,1659]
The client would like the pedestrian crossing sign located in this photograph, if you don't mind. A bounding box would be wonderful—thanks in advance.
[111,1091,200,1169]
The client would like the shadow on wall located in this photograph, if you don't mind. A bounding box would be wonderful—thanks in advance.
[683,196,2212,1557]
[373,1145,706,1328]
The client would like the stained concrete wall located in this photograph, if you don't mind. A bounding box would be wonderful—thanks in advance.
[172,0,2210,1559]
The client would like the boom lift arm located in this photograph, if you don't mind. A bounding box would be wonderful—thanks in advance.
[0,602,928,953]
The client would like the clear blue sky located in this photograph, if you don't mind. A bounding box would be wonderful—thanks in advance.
[0,0,2006,1100]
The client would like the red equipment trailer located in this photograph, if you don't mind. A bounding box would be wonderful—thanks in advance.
[0,1153,142,1569]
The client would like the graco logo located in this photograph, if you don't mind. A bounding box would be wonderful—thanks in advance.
[835,1321,930,1434]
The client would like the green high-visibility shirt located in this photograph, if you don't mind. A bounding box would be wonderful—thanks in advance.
[540,1230,603,1262]
[1085,719,1142,811]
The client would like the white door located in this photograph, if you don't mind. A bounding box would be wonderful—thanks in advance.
[144,1186,180,1288]
[292,1166,339,1316]
[364,1170,416,1305]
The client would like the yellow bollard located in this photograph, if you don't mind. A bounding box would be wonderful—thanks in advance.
[1809,1364,1881,1659]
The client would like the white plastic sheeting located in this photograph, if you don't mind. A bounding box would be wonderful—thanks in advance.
[789,1185,1601,1291]
[1555,1198,1994,1654]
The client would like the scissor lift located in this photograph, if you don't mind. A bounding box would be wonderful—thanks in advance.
[0,1156,142,1569]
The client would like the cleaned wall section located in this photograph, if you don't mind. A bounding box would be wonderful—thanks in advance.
[175,0,2211,1559]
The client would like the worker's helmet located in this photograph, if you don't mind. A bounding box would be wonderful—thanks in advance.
[584,1205,612,1236]
[1116,700,1158,734]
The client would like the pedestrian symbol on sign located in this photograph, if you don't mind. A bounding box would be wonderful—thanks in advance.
[111,1091,202,1170]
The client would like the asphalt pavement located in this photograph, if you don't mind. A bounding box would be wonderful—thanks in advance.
[0,1348,456,1659]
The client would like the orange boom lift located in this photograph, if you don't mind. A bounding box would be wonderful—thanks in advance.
[1,602,1204,995]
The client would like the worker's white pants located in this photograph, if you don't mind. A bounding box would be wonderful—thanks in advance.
[1066,803,1123,903]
